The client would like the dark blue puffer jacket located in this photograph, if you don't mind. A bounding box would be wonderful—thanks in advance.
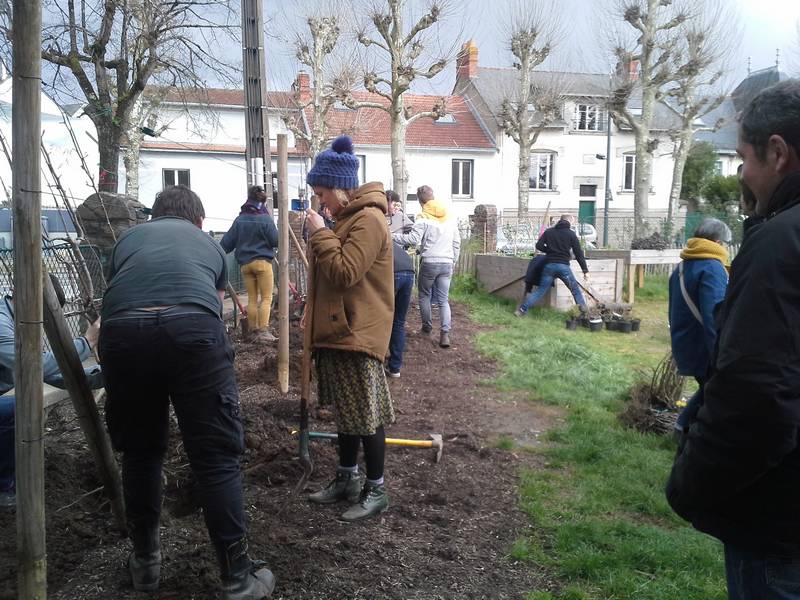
[220,213,279,265]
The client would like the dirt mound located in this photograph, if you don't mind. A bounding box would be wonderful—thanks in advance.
[0,303,559,599]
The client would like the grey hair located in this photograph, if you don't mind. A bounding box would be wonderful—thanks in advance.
[417,185,434,202]
[694,218,732,244]
[739,79,800,161]
[152,185,205,224]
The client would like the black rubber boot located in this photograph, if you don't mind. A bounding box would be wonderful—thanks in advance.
[128,521,161,592]
[215,538,275,600]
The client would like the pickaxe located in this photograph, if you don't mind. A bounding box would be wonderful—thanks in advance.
[293,431,444,463]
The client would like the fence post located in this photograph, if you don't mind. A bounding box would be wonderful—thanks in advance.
[277,135,289,394]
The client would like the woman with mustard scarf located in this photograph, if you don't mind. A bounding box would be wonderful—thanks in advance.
[668,217,732,433]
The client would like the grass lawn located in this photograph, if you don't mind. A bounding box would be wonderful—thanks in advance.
[451,275,725,600]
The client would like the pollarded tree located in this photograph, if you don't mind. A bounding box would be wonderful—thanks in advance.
[497,1,562,216]
[336,0,451,204]
[16,0,240,193]
[660,3,735,231]
[609,0,692,238]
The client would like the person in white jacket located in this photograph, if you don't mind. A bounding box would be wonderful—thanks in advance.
[393,185,460,348]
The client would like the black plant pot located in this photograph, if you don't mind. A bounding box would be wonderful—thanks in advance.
[565,318,578,330]
[619,320,633,334]
[589,319,603,332]
[606,320,620,331]
[631,318,641,332]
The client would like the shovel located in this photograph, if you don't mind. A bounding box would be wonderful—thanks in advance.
[294,240,315,493]
[226,282,248,335]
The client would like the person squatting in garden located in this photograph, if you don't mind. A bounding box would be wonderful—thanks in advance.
[99,185,275,599]
[667,79,800,600]
[221,185,280,342]
[0,276,103,510]
[514,214,589,317]
[304,135,395,521]
[668,218,730,433]
[393,185,460,349]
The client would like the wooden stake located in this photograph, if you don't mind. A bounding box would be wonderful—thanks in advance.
[12,1,47,596]
[277,135,290,393]
[41,274,127,534]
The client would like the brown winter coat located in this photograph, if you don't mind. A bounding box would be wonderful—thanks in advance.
[309,182,394,362]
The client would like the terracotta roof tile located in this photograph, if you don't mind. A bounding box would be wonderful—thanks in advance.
[310,92,495,150]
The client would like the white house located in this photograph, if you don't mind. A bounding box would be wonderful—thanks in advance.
[452,41,680,236]
[0,73,99,224]
[119,88,309,232]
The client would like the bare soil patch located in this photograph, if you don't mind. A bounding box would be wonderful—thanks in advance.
[0,303,562,599]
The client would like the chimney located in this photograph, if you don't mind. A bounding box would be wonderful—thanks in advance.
[294,71,311,103]
[456,40,478,81]
[628,59,640,82]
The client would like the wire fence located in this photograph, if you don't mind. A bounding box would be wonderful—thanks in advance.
[0,240,106,349]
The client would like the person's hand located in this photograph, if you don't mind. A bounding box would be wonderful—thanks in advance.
[84,317,101,351]
[305,209,325,235]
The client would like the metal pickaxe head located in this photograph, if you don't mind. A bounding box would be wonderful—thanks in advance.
[430,433,443,463]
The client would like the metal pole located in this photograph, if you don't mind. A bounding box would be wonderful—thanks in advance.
[277,135,289,394]
[603,97,613,248]
[241,0,273,200]
[13,0,47,596]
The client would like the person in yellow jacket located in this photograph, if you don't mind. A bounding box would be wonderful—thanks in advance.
[393,185,461,348]
[304,136,395,522]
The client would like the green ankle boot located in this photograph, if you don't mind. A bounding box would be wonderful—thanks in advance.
[340,482,388,522]
[308,469,363,505]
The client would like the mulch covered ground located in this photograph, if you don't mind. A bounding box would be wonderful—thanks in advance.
[0,303,563,599]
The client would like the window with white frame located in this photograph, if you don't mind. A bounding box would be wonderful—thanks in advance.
[714,160,723,176]
[451,159,473,198]
[530,152,556,190]
[357,154,366,184]
[574,103,605,132]
[623,155,636,191]
[163,168,190,189]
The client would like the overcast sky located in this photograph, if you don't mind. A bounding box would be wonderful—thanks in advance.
[261,0,800,95]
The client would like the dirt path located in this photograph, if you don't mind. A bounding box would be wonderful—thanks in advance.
[0,303,562,599]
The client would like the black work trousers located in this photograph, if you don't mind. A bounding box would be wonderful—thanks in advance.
[101,310,246,545]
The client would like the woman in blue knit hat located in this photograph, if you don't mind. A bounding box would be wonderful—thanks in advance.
[304,135,395,521]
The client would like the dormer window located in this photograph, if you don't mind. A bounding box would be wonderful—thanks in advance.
[574,103,605,132]
[436,114,456,124]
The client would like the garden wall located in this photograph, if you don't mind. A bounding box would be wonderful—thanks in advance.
[475,255,623,311]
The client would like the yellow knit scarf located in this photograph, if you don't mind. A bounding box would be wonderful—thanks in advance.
[680,237,730,266]
[419,199,448,223]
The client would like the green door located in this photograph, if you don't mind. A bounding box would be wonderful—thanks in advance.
[579,200,596,225]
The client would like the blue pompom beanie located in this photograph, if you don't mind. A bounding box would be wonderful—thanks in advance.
[306,135,360,190]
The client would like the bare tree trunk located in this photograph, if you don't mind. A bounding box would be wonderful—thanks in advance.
[391,99,408,204]
[633,130,652,238]
[124,96,144,198]
[667,131,693,230]
[518,139,530,215]
[97,127,120,193]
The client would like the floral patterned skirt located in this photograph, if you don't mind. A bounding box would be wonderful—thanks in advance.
[316,348,395,436]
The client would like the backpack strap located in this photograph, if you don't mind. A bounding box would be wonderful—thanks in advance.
[679,262,704,325]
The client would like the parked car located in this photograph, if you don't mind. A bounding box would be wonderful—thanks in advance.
[496,225,537,255]
[577,223,597,249]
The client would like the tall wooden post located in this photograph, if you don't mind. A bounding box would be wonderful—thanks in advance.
[277,135,290,393]
[13,1,47,596]
[41,275,127,534]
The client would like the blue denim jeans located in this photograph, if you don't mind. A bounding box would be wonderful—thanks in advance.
[519,262,587,313]
[725,544,800,599]
[418,261,453,332]
[0,394,14,492]
[676,377,705,432]
[388,270,414,373]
